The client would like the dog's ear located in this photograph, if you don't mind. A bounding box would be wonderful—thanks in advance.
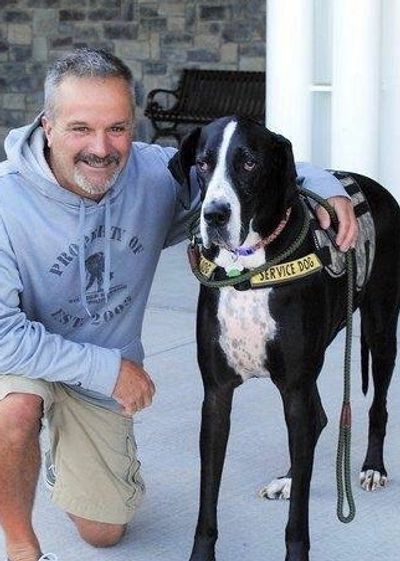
[253,131,298,235]
[167,126,202,210]
[269,133,298,209]
[168,126,201,186]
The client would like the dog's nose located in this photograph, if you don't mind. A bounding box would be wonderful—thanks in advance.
[203,201,231,227]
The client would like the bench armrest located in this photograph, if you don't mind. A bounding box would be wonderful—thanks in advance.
[145,87,179,113]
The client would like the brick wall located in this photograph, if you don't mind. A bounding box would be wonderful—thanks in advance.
[0,0,266,157]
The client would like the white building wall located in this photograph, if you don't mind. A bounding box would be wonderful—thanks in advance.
[266,0,400,201]
[266,0,312,161]
[331,0,381,179]
[380,0,400,194]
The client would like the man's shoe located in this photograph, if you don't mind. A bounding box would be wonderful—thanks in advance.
[43,449,56,491]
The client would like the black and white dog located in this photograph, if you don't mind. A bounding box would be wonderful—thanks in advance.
[172,116,400,561]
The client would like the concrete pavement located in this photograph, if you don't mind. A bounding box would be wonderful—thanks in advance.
[1,241,400,561]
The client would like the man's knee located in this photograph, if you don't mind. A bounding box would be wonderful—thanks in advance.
[69,513,127,547]
[0,393,43,445]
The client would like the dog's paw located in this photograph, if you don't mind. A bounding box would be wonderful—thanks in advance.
[258,477,291,500]
[360,469,388,491]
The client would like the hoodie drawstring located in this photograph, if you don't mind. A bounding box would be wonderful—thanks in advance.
[78,199,91,318]
[78,197,112,318]
[103,196,111,303]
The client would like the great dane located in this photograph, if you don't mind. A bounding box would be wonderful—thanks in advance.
[171,116,400,561]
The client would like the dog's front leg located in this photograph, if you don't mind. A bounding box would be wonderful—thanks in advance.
[280,383,322,561]
[189,384,235,561]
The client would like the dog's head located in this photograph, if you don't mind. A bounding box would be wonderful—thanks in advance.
[171,116,298,250]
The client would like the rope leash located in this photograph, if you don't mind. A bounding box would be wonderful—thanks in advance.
[336,249,356,523]
[300,188,356,523]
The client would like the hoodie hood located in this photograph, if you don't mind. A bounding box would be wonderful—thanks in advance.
[4,114,74,205]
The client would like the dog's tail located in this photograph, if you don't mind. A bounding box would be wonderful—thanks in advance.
[361,326,370,396]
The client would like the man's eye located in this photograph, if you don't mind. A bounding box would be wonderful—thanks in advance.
[111,126,125,133]
[73,127,89,133]
[243,160,256,171]
[197,160,209,172]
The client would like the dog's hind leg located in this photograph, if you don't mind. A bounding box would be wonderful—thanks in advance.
[359,296,399,491]
[357,178,400,490]
[259,386,327,500]
[189,383,236,561]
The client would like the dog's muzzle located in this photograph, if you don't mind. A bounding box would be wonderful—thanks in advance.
[203,200,231,227]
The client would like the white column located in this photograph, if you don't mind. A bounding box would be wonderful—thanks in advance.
[379,0,400,199]
[266,0,313,161]
[331,0,381,179]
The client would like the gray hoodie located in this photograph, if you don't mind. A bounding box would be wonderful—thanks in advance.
[0,117,347,411]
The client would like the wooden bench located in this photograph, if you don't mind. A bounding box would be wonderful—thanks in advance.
[144,68,266,143]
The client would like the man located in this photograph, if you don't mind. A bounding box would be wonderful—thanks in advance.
[0,48,357,561]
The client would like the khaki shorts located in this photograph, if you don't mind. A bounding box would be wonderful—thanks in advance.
[0,375,145,524]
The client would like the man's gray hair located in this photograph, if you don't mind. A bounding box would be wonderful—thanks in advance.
[44,48,135,118]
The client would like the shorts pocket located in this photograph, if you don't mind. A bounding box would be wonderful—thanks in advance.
[125,434,145,507]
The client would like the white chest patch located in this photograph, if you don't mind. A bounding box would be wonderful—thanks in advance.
[217,287,276,381]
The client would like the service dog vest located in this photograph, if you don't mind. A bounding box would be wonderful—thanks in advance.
[309,172,376,291]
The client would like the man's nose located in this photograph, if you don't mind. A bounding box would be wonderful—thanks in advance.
[90,132,112,157]
[203,200,231,226]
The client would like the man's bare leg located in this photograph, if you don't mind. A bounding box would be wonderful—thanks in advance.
[0,393,43,561]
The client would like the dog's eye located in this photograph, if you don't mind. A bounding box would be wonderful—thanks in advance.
[243,160,256,172]
[196,160,209,173]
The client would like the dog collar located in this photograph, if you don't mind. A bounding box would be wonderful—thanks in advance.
[198,251,323,288]
[187,196,318,289]
[232,209,292,257]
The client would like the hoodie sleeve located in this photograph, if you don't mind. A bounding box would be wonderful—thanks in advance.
[295,162,350,200]
[0,216,121,397]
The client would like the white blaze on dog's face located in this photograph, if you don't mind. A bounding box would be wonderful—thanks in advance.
[200,120,242,249]
[190,116,297,255]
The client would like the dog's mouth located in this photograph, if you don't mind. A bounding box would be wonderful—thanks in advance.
[200,198,243,250]
[203,226,234,250]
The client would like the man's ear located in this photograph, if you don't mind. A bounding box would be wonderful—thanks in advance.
[168,126,201,186]
[41,115,53,147]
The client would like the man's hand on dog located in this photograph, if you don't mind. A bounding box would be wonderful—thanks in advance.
[315,196,359,252]
[112,358,156,415]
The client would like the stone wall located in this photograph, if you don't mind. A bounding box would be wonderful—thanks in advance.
[0,0,265,156]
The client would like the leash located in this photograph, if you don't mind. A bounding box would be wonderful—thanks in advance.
[188,188,356,522]
[288,189,356,524]
[293,189,357,523]
[336,249,356,523]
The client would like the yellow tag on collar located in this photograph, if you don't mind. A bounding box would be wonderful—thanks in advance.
[250,253,323,287]
[199,255,218,278]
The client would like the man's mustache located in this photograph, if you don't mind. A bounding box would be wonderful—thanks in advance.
[75,153,121,167]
